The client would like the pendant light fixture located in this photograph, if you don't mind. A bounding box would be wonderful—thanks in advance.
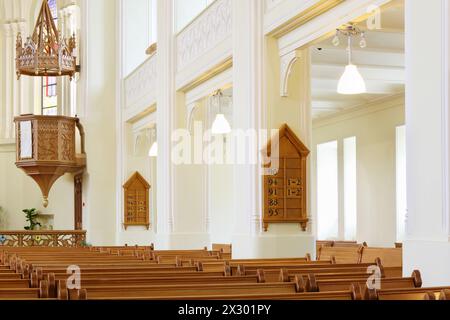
[333,24,367,95]
[148,141,158,157]
[211,90,231,134]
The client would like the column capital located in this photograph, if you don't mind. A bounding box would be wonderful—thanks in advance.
[2,23,13,37]
[10,20,27,35]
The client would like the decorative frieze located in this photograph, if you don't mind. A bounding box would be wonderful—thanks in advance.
[124,54,157,116]
[176,0,232,72]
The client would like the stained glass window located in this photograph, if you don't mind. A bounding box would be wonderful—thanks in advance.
[41,0,58,116]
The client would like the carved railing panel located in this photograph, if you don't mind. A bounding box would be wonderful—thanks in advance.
[0,231,86,247]
[176,0,232,72]
[124,54,157,117]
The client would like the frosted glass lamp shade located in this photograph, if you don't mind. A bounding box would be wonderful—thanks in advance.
[149,141,158,157]
[337,64,367,95]
[211,114,231,134]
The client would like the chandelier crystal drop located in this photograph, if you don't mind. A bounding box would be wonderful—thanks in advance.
[15,0,77,80]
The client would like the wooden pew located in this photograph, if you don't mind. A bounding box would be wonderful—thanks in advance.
[212,244,232,260]
[47,274,262,298]
[91,291,357,300]
[236,262,377,278]
[199,257,313,273]
[30,265,230,289]
[0,279,31,289]
[258,263,381,283]
[68,279,305,300]
[359,247,402,277]
[317,246,363,264]
[363,285,450,300]
[437,289,450,300]
[305,270,422,293]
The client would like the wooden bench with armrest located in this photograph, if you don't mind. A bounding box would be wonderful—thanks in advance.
[46,274,263,298]
[66,278,305,300]
[82,290,358,301]
[359,247,402,277]
[360,284,450,300]
[303,270,422,293]
[198,256,313,273]
[235,261,379,277]
[29,265,231,289]
[317,246,364,264]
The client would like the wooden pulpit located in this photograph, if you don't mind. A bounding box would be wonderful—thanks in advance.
[14,115,87,228]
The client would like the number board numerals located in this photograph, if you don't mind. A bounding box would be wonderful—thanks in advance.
[268,188,281,196]
[268,178,281,186]
[287,178,301,187]
[268,209,280,217]
[269,198,279,207]
[287,188,302,197]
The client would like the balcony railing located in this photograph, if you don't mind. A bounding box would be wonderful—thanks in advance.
[0,230,87,247]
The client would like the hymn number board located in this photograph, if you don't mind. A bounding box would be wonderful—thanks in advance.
[263,125,310,232]
[123,172,151,230]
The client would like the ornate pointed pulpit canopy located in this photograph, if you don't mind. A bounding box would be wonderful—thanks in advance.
[16,0,77,79]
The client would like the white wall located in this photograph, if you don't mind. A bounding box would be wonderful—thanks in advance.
[122,0,154,76]
[0,144,74,230]
[174,0,215,32]
[312,95,405,247]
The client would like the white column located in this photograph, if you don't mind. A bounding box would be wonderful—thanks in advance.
[231,2,315,257]
[230,0,263,257]
[59,9,72,116]
[155,0,175,244]
[404,0,450,286]
[3,23,14,140]
[1,21,32,141]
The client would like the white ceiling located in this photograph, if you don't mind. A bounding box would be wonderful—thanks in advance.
[310,1,405,119]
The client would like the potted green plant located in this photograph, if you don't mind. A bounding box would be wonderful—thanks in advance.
[22,208,41,231]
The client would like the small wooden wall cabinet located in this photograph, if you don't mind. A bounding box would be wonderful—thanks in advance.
[123,172,151,230]
[262,124,310,232]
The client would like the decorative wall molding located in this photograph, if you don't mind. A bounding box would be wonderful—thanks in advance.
[264,0,337,36]
[312,93,405,129]
[175,0,232,90]
[186,103,200,133]
[265,0,284,12]
[277,0,390,57]
[280,50,301,97]
[176,0,232,72]
[124,54,157,121]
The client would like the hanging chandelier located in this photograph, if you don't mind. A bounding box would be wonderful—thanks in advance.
[15,0,77,80]
[332,24,367,95]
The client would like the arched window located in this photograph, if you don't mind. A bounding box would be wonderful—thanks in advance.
[41,0,58,116]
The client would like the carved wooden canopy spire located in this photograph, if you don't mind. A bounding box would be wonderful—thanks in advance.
[16,0,77,79]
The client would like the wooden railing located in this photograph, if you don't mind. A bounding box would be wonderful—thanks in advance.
[0,230,86,247]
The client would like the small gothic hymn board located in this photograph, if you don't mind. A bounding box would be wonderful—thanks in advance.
[262,124,310,232]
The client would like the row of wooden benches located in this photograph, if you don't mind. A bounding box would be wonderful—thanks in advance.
[0,246,446,300]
